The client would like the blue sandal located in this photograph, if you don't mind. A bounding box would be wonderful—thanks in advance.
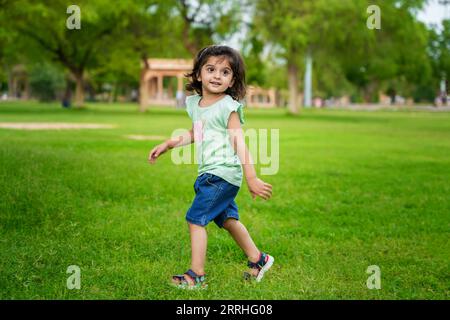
[243,252,274,282]
[172,269,208,290]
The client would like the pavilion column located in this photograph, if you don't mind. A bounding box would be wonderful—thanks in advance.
[157,75,163,100]
[177,76,183,92]
[149,77,155,98]
[269,89,276,106]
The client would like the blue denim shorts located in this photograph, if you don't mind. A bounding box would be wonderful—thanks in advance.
[186,173,240,228]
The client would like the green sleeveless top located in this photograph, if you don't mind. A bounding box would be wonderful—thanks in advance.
[185,94,245,187]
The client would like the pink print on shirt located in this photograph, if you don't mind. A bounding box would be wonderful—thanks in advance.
[193,119,204,142]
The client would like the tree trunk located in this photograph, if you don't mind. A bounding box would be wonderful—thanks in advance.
[139,77,149,111]
[182,24,199,56]
[7,67,14,98]
[23,77,30,100]
[139,69,149,112]
[108,82,115,103]
[139,55,150,112]
[288,61,299,115]
[363,81,378,103]
[73,71,84,108]
[179,2,202,56]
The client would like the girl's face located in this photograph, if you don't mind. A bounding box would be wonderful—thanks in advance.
[197,55,235,96]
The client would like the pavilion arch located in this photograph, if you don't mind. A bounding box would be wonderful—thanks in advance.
[246,86,277,108]
[140,59,193,110]
[8,65,30,100]
[139,59,278,110]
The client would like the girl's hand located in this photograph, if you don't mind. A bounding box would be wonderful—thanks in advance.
[247,177,272,200]
[148,142,169,164]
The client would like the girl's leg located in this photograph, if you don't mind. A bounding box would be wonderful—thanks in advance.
[223,218,260,263]
[189,222,207,276]
[172,223,207,286]
[223,219,273,278]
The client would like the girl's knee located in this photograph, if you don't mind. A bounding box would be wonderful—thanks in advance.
[223,218,238,230]
[187,222,206,231]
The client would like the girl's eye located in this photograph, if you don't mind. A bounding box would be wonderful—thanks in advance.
[223,70,230,76]
[207,67,214,72]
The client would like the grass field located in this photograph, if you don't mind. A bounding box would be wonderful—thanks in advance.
[0,101,449,299]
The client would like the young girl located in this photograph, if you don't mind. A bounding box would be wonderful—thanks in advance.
[148,45,274,289]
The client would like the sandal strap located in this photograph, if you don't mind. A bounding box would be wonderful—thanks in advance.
[172,274,186,282]
[247,252,267,269]
[185,269,206,284]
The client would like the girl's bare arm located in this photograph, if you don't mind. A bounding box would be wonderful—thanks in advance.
[148,125,194,164]
[227,112,272,200]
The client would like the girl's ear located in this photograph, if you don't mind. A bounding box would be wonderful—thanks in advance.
[229,78,235,88]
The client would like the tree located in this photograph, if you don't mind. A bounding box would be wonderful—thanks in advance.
[343,0,431,103]
[428,19,450,102]
[252,0,368,114]
[2,0,130,107]
[252,0,432,112]
[176,0,243,55]
[242,34,267,87]
[98,0,186,111]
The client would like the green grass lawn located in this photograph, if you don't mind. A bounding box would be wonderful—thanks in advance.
[0,101,449,299]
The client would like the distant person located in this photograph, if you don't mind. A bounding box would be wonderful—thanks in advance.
[176,90,184,109]
[435,95,443,107]
[131,89,138,102]
[148,45,274,289]
[442,93,448,106]
[61,83,72,108]
[62,97,71,108]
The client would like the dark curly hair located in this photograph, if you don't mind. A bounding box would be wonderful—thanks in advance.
[185,45,246,101]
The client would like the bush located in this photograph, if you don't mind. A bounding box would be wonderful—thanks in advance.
[29,63,65,102]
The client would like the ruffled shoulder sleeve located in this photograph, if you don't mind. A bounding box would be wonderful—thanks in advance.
[185,94,199,120]
[221,95,245,127]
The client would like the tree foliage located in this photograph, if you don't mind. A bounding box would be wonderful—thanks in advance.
[0,0,445,108]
